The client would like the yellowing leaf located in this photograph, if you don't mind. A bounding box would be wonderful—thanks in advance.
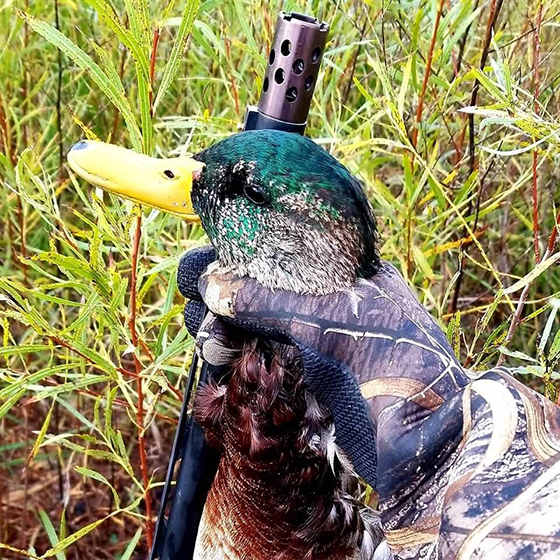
[504,253,560,295]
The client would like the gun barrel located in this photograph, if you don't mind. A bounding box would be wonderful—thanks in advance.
[244,12,329,134]
[152,12,329,560]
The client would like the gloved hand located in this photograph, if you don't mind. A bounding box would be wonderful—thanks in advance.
[180,247,467,492]
[180,250,560,558]
[178,246,379,484]
[196,260,468,498]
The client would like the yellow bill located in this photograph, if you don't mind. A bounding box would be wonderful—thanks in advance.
[67,140,204,220]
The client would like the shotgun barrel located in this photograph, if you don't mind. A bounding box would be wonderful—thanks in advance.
[245,12,329,134]
[150,11,329,560]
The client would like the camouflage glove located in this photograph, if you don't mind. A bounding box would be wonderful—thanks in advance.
[177,246,378,485]
[196,261,560,559]
[197,261,465,495]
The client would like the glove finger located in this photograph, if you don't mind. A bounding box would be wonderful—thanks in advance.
[196,313,244,366]
[198,268,308,347]
[197,269,293,345]
[178,246,216,301]
[297,343,377,487]
[184,300,207,339]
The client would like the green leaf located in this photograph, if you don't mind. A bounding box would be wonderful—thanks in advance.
[232,0,258,53]
[60,510,67,542]
[0,387,26,421]
[39,510,66,560]
[57,397,98,432]
[468,67,509,104]
[42,514,114,558]
[83,0,150,82]
[60,338,118,377]
[34,252,111,299]
[497,346,539,363]
[0,279,54,334]
[504,253,560,295]
[137,76,154,154]
[28,375,111,402]
[75,466,120,508]
[113,430,135,478]
[17,10,142,151]
[0,344,51,358]
[549,328,560,361]
[120,528,142,560]
[153,0,201,113]
[28,399,55,463]
[124,0,151,51]
[60,293,101,337]
[510,365,560,380]
[119,0,153,151]
[83,35,127,102]
[539,299,560,353]
[398,56,412,115]
[0,364,76,402]
[105,386,119,438]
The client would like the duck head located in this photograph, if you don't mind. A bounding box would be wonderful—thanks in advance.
[68,130,379,295]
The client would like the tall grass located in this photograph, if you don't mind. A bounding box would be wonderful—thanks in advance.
[1,0,559,557]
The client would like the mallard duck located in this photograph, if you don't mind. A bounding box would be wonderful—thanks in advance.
[69,130,560,559]
[67,131,389,560]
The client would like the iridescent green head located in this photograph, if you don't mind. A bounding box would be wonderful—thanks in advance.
[68,130,379,295]
[192,130,379,294]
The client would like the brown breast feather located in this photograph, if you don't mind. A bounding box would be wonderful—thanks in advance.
[192,339,381,559]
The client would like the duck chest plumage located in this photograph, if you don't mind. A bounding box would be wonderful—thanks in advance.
[193,338,382,559]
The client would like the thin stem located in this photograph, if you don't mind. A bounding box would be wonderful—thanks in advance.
[468,0,503,171]
[546,210,560,254]
[341,15,367,108]
[149,27,161,112]
[453,0,481,80]
[111,46,128,140]
[411,0,445,152]
[21,391,29,552]
[130,21,165,546]
[16,196,28,286]
[532,3,543,263]
[225,38,240,117]
[54,0,64,182]
[498,3,547,365]
[406,206,412,279]
[129,214,154,548]
[407,0,446,274]
[500,208,560,365]
[531,154,541,259]
[450,0,504,313]
[0,92,28,283]
[22,0,29,146]
[499,207,560,366]
[13,4,30,285]
[498,244,554,367]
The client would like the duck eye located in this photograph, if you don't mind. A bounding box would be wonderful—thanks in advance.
[163,169,175,179]
[244,185,266,205]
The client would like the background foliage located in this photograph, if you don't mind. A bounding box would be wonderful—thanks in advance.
[1,0,559,557]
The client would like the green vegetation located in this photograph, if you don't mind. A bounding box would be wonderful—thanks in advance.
[0,0,559,556]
